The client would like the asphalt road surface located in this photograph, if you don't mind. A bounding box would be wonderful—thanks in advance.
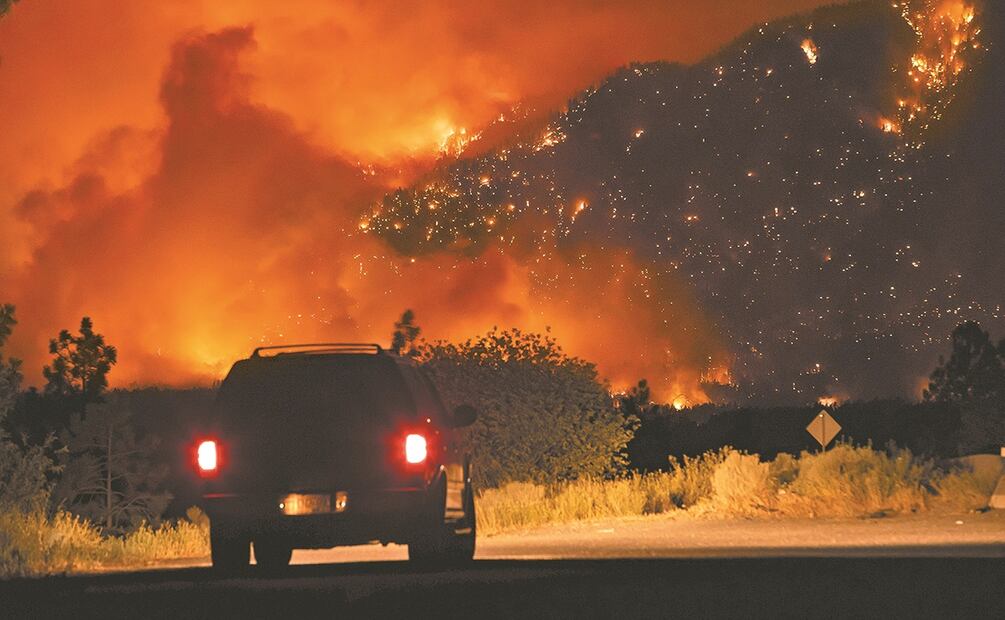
[5,512,1004,618]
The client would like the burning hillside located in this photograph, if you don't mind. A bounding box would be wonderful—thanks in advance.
[0,0,1000,405]
[364,0,1001,403]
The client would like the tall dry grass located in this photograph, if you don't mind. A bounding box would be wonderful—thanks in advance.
[0,508,209,578]
[3,446,996,574]
[476,449,733,534]
[774,444,933,517]
[477,444,998,535]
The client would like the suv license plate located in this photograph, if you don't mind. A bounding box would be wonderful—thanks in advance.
[280,493,331,515]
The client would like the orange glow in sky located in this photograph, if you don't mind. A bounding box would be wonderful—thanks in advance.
[0,0,834,399]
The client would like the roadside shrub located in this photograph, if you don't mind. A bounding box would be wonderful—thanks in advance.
[769,452,799,486]
[0,441,55,514]
[778,444,932,517]
[930,456,1002,512]
[709,451,777,516]
[664,448,729,509]
[421,329,635,488]
[931,471,993,512]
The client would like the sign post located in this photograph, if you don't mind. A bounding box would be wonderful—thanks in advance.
[806,409,841,450]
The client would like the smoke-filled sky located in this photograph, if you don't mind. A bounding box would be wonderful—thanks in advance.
[0,0,834,393]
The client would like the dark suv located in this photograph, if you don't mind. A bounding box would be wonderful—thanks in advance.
[189,343,478,569]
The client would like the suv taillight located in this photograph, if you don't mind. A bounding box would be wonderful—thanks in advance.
[196,439,220,477]
[404,433,427,464]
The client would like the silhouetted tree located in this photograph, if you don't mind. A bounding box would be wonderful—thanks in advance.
[0,304,14,347]
[924,322,1004,403]
[925,322,1005,453]
[51,393,170,532]
[0,304,56,514]
[617,379,653,420]
[0,304,21,424]
[43,317,117,408]
[390,309,421,357]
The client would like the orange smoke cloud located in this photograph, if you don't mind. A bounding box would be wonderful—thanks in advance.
[0,1,835,211]
[0,1,830,398]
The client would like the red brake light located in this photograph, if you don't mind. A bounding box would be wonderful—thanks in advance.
[196,439,219,476]
[404,433,427,464]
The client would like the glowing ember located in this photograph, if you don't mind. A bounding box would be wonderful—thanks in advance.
[818,396,839,408]
[879,118,901,133]
[700,366,734,385]
[801,38,819,65]
[534,127,567,152]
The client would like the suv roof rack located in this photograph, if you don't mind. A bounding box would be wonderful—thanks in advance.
[251,343,384,358]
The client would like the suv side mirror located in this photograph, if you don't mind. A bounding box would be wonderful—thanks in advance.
[452,404,478,428]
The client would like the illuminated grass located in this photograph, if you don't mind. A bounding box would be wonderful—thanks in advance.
[0,508,209,578]
[476,445,997,535]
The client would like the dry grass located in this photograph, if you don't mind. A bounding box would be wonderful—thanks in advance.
[476,478,649,535]
[0,507,209,578]
[476,449,734,535]
[113,518,209,566]
[775,445,933,517]
[477,445,1000,535]
[708,451,778,516]
[930,456,1002,513]
[3,446,997,574]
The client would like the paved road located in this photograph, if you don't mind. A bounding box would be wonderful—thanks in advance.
[294,511,1005,563]
[5,512,1004,618]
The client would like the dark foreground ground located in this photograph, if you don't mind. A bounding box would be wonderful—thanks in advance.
[3,555,1002,619]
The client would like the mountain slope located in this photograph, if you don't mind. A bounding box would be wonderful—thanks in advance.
[364,0,999,403]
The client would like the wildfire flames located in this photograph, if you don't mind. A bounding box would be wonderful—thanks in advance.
[801,38,819,65]
[2,0,831,402]
[879,117,901,133]
[0,0,985,404]
[891,1,982,139]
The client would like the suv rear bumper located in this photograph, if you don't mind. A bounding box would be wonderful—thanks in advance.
[202,487,434,547]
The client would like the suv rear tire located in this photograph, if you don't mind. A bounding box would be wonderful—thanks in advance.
[253,537,293,569]
[408,482,476,565]
[447,485,476,561]
[210,520,250,571]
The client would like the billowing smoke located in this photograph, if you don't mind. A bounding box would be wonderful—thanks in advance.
[0,1,833,399]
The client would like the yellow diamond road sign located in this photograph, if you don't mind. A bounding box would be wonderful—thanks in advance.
[806,409,841,448]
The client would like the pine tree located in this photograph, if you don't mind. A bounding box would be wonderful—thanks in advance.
[43,317,118,409]
[51,394,170,532]
[391,309,422,357]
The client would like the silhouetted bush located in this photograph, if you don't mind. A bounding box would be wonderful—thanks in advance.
[421,328,636,488]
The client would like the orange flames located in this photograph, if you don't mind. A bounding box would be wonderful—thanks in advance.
[801,38,819,65]
[0,1,834,401]
[890,1,982,138]
[879,117,901,133]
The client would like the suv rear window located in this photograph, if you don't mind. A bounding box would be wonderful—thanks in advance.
[215,355,415,431]
[398,365,449,424]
